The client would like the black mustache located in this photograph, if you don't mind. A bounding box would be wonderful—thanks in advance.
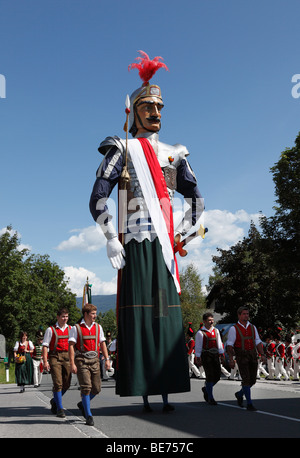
[146,116,160,122]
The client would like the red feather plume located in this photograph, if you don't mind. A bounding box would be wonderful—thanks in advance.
[128,50,169,85]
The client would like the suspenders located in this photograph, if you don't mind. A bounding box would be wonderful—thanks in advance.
[50,326,69,352]
[75,323,99,353]
[234,324,255,351]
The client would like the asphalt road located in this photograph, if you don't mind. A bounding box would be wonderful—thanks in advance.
[38,373,300,439]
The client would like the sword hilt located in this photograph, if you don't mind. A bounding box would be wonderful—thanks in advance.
[174,234,188,256]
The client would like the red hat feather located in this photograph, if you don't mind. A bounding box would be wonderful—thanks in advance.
[128,50,169,85]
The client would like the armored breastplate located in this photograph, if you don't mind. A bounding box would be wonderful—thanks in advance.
[99,134,191,243]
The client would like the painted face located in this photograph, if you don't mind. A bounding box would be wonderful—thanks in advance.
[134,96,164,134]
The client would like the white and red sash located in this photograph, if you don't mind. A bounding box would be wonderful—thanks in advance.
[128,137,180,293]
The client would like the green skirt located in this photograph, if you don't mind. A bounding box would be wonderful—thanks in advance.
[116,238,190,396]
[15,353,33,386]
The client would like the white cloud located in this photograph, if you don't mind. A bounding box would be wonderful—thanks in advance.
[64,266,117,296]
[58,208,263,293]
[177,209,263,287]
[56,225,106,252]
[203,209,261,247]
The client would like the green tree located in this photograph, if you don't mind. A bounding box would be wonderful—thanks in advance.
[210,223,278,328]
[179,263,206,333]
[259,132,300,328]
[209,132,300,332]
[0,227,30,350]
[0,227,81,354]
[97,308,117,339]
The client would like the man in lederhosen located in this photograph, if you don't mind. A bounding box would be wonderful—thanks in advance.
[69,303,110,426]
[195,313,225,405]
[227,306,266,411]
[42,307,71,418]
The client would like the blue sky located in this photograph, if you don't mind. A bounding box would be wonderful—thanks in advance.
[1,0,299,297]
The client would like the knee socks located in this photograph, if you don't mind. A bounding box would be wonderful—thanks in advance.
[205,382,214,400]
[242,385,252,405]
[53,391,63,410]
[81,393,96,417]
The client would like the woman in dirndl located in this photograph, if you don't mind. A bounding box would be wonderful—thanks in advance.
[14,331,34,392]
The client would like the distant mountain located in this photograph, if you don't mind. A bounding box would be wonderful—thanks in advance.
[76,294,117,314]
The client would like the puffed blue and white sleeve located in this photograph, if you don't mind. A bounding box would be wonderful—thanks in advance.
[89,137,124,239]
[175,156,204,235]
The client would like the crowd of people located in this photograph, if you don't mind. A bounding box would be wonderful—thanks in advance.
[188,325,300,382]
[186,311,300,410]
[12,304,300,425]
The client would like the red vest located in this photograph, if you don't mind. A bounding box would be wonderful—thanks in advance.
[266,341,276,357]
[49,326,70,352]
[276,342,285,358]
[234,323,255,350]
[75,323,100,353]
[202,329,218,350]
[286,344,293,358]
[187,338,195,355]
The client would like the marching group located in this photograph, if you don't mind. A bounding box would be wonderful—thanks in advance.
[13,304,300,426]
[187,320,300,385]
[186,308,300,411]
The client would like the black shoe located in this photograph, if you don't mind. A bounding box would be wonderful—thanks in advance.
[50,398,57,414]
[77,401,86,418]
[202,387,209,402]
[208,399,218,405]
[143,404,153,413]
[246,404,257,411]
[162,403,175,413]
[235,391,243,407]
[86,416,94,426]
[57,409,65,418]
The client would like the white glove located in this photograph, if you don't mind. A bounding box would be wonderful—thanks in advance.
[107,237,126,270]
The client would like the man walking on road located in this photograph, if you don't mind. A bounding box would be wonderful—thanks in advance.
[69,303,110,426]
[227,306,266,411]
[195,313,225,405]
[42,308,72,418]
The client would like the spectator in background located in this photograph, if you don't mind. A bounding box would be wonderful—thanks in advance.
[32,330,44,387]
[14,331,34,393]
[186,323,201,379]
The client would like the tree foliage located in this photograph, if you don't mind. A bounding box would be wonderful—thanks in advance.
[210,223,279,328]
[209,132,300,333]
[179,263,206,333]
[97,309,117,339]
[0,227,81,354]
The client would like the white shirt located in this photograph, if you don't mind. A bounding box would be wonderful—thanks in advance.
[42,322,70,347]
[194,327,224,357]
[13,340,34,352]
[226,321,261,347]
